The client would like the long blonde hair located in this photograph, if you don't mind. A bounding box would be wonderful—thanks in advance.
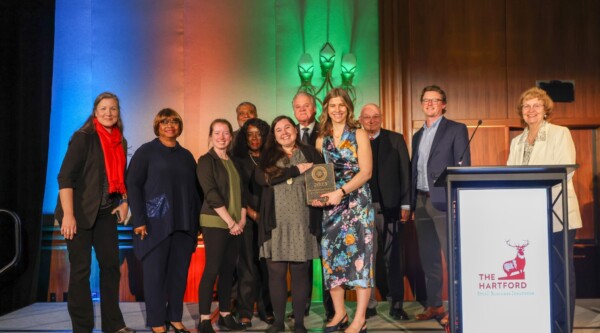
[318,88,359,137]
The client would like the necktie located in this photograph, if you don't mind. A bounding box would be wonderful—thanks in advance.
[301,127,310,144]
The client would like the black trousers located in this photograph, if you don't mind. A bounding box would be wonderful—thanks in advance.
[267,260,310,328]
[308,261,335,317]
[552,229,577,332]
[198,227,241,315]
[66,206,125,333]
[236,219,273,319]
[414,192,447,308]
[142,231,196,327]
[368,202,406,309]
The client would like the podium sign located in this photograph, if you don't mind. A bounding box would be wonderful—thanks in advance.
[458,188,551,333]
[436,165,577,333]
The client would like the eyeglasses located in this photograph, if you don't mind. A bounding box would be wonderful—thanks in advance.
[522,104,544,112]
[422,98,443,104]
[360,115,381,121]
[160,119,181,126]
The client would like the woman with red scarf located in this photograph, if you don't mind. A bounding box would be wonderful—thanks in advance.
[55,92,135,333]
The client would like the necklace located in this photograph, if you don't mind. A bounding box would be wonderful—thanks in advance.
[249,152,259,166]
[283,145,296,156]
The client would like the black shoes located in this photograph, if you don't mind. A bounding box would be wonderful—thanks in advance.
[365,307,378,319]
[165,321,191,333]
[218,314,246,331]
[324,313,349,333]
[266,323,285,333]
[389,308,409,321]
[294,324,308,333]
[198,319,215,333]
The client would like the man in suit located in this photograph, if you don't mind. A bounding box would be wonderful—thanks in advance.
[293,92,320,146]
[291,91,335,322]
[359,103,411,321]
[411,85,470,325]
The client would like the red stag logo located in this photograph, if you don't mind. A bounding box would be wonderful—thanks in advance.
[498,240,529,280]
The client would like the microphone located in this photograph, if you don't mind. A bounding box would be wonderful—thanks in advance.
[458,119,482,166]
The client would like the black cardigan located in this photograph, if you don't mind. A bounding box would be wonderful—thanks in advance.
[197,148,248,221]
[255,143,324,247]
[55,129,127,229]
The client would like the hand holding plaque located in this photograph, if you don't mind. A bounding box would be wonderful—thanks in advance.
[305,163,336,204]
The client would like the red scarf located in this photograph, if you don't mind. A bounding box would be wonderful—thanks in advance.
[93,118,127,194]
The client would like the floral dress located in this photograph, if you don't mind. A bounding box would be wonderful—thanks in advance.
[321,127,375,289]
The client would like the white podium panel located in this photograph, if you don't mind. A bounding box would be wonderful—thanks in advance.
[458,188,551,333]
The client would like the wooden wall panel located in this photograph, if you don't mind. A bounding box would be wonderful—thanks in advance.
[468,126,510,166]
[409,0,508,122]
[570,129,595,240]
[506,0,600,121]
[380,0,600,298]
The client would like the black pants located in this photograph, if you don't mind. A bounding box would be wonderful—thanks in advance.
[142,231,196,327]
[552,229,577,332]
[414,192,447,308]
[66,206,125,333]
[267,260,310,328]
[236,219,273,319]
[198,227,241,315]
[368,202,406,309]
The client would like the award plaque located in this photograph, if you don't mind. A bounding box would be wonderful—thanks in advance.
[305,163,336,203]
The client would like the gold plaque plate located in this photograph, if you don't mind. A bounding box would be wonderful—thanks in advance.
[305,163,336,203]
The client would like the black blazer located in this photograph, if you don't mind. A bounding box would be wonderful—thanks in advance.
[297,121,320,147]
[411,117,470,211]
[54,130,126,229]
[255,143,324,246]
[374,129,411,218]
[197,148,248,219]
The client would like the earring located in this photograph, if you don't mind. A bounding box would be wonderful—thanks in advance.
[544,114,547,119]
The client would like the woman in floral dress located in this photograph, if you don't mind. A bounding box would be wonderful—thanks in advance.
[313,88,374,333]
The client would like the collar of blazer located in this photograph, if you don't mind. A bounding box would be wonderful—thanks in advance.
[514,121,549,164]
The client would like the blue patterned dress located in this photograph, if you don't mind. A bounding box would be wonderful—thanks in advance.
[321,127,375,289]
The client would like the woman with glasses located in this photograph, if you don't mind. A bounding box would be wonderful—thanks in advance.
[507,87,582,331]
[126,109,201,333]
[231,118,274,327]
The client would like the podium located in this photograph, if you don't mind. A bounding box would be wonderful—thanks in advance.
[436,165,577,333]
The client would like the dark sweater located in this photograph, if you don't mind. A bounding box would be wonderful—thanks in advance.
[196,148,248,227]
[126,138,201,259]
[55,129,127,229]
[255,143,324,247]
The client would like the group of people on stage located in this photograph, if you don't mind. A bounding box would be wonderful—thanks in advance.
[55,85,581,333]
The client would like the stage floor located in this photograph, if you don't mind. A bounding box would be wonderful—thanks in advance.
[1,300,600,332]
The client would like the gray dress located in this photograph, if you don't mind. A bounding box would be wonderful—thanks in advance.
[259,149,320,262]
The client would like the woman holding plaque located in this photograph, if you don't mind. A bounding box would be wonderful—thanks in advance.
[507,87,582,330]
[255,115,323,333]
[314,88,374,333]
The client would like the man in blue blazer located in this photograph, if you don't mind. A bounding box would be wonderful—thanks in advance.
[411,85,470,325]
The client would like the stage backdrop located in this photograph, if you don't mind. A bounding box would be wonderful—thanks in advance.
[42,0,380,213]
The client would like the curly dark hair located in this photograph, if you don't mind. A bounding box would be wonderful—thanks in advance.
[232,118,270,159]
